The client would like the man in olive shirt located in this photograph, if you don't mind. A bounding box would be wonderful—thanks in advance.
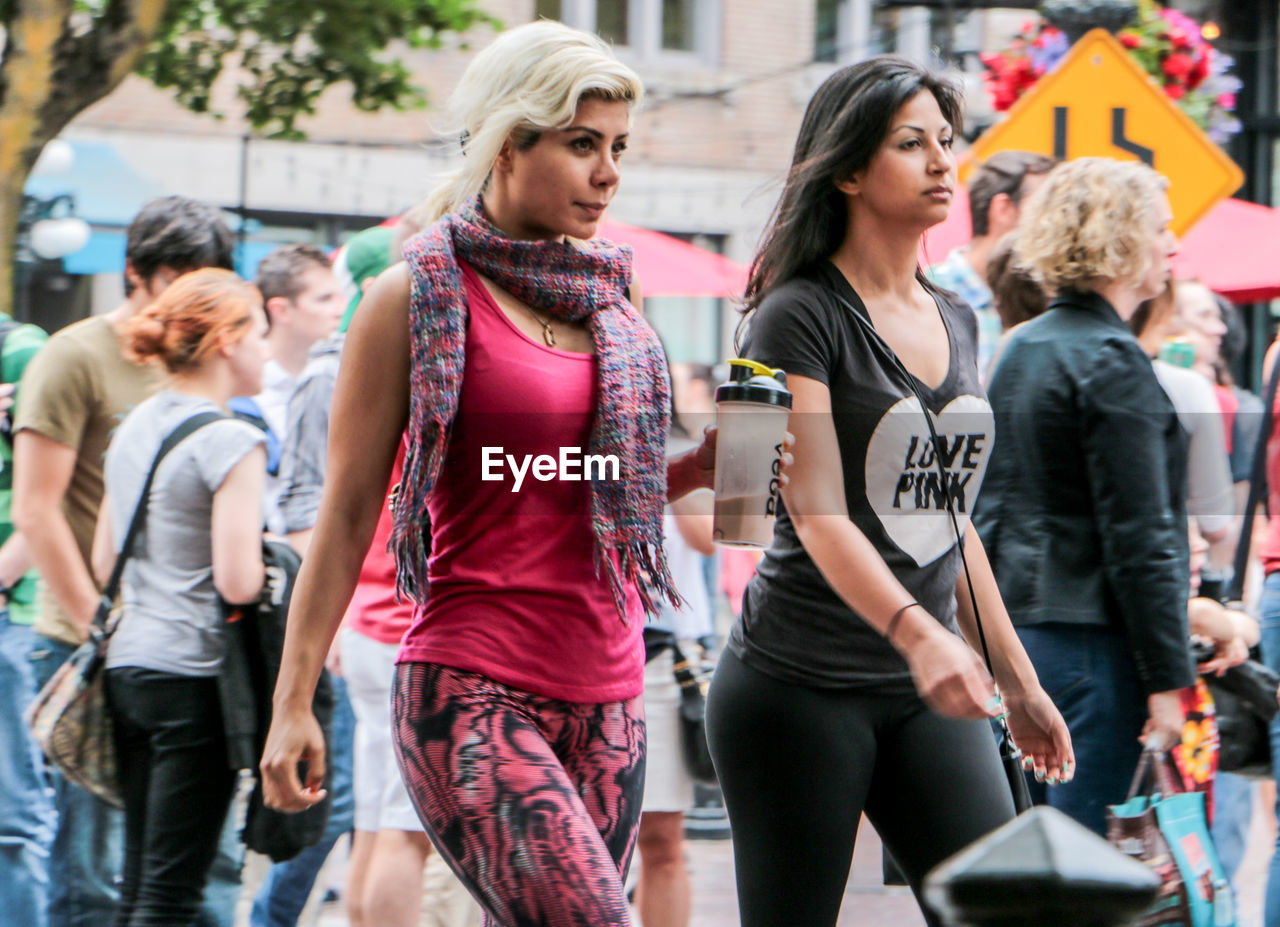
[13,196,234,927]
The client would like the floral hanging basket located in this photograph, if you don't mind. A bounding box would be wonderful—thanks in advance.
[979,0,1241,144]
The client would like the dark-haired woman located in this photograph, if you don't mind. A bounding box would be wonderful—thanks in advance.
[92,268,269,926]
[704,56,1073,927]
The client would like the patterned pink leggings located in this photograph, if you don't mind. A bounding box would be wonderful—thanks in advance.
[391,662,646,927]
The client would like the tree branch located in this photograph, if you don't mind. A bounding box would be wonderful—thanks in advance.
[40,0,170,135]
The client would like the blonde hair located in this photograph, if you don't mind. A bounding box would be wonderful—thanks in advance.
[1014,157,1169,293]
[423,20,644,222]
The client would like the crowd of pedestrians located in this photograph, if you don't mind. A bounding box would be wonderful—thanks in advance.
[2,17,1280,927]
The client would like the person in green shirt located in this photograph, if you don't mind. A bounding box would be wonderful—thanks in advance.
[0,313,51,927]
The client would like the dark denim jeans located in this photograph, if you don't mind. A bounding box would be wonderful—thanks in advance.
[29,634,124,927]
[1258,571,1280,927]
[249,674,356,927]
[105,667,238,927]
[1016,623,1147,837]
[1210,770,1253,884]
[0,612,55,927]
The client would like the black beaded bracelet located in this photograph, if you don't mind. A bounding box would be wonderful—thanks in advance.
[885,601,919,645]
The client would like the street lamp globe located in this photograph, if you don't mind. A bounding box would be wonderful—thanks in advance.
[32,139,74,177]
[30,217,91,260]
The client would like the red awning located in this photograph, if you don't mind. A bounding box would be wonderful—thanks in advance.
[596,217,747,298]
[919,186,1280,304]
[1170,198,1280,303]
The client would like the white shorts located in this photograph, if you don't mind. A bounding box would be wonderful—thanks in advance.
[641,648,695,814]
[341,627,424,833]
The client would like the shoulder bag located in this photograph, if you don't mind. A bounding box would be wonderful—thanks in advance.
[26,411,224,807]
[1107,746,1235,927]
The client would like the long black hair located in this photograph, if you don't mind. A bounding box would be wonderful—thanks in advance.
[741,56,962,327]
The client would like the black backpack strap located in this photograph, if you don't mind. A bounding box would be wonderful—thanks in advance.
[96,411,226,632]
[1228,352,1280,602]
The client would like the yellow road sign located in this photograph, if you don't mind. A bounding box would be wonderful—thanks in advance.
[965,28,1242,235]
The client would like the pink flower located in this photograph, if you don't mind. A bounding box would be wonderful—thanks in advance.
[1217,92,1236,109]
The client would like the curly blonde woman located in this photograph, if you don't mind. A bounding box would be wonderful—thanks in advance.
[973,157,1193,837]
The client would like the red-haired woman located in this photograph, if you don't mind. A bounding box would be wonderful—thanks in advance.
[91,267,270,927]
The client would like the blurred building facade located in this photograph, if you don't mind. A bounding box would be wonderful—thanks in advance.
[41,1,1029,359]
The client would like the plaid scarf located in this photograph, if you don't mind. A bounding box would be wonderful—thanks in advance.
[392,197,678,621]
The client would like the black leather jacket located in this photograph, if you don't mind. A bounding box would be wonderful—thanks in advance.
[973,290,1195,695]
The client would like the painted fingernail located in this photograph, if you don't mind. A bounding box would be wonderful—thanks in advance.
[1047,775,1059,785]
[995,712,1010,722]
[1034,768,1046,782]
[985,696,1002,713]
[1023,756,1035,771]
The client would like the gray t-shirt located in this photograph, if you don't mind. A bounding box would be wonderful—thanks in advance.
[1151,359,1233,536]
[729,262,994,691]
[279,334,343,534]
[105,390,265,676]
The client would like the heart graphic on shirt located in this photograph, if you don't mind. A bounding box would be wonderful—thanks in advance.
[864,394,994,567]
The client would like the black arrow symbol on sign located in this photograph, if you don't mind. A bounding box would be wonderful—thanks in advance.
[1053,106,1067,159]
[1111,108,1154,166]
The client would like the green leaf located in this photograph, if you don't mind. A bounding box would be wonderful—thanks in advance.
[134,0,499,137]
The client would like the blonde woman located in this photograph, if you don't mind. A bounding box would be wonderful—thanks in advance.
[259,21,726,926]
[973,157,1194,836]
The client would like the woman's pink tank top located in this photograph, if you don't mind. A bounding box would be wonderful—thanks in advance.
[395,261,644,703]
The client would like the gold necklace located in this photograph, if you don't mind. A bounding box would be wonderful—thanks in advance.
[524,304,556,347]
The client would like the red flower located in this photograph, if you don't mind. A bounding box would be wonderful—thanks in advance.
[1119,31,1142,48]
[1168,28,1191,49]
[1188,51,1210,89]
[1163,51,1194,82]
[1165,83,1186,100]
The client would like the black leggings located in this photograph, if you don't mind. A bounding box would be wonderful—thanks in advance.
[705,649,1015,927]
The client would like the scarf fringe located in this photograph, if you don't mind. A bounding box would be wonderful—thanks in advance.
[390,418,447,602]
[599,540,685,624]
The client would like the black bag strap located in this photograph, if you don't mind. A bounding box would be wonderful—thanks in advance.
[1228,348,1280,602]
[826,285,1036,813]
[829,290,996,671]
[95,411,226,634]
